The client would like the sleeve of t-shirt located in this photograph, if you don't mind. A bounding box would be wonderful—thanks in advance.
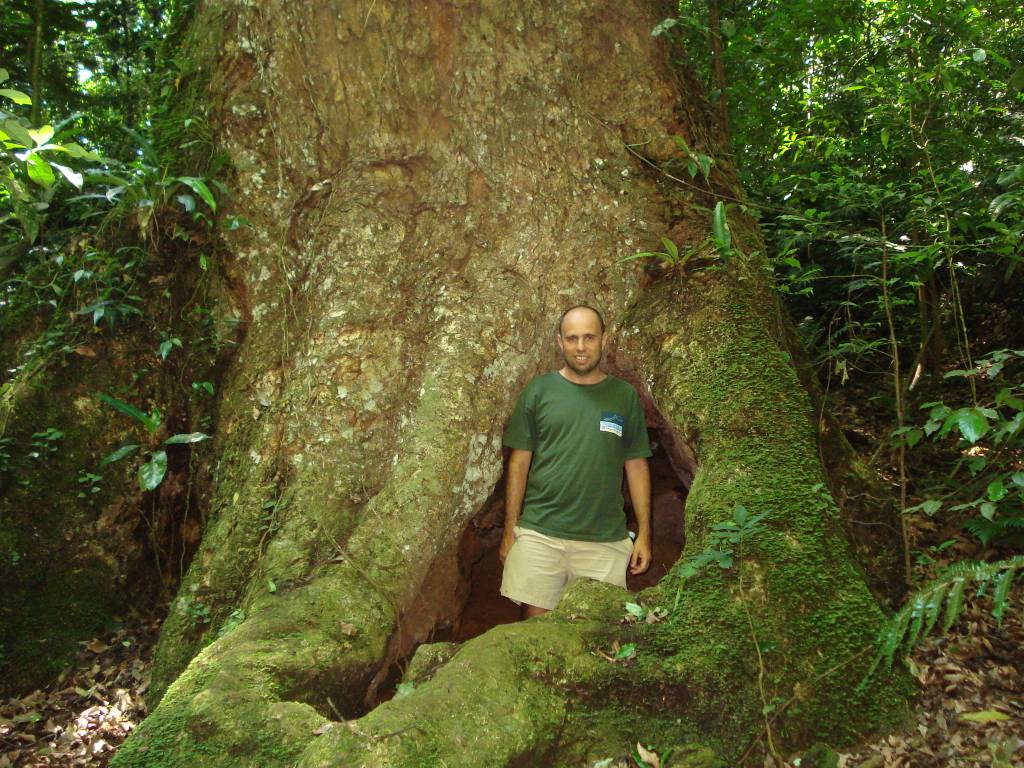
[503,382,536,451]
[624,389,652,459]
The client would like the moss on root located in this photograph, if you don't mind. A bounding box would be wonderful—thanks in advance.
[114,563,395,767]
[619,264,914,750]
[126,253,914,765]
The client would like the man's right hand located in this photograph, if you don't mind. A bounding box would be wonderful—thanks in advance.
[499,529,517,564]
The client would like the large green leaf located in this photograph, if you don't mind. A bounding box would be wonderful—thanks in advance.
[26,154,56,188]
[138,451,168,492]
[28,125,54,146]
[59,142,102,161]
[101,444,141,466]
[3,118,33,148]
[50,162,83,189]
[97,393,161,432]
[0,88,32,105]
[177,177,216,212]
[164,432,210,445]
[956,408,990,443]
[712,201,731,260]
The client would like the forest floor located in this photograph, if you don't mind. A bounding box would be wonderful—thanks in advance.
[2,554,1020,767]
[1,398,1022,767]
[0,612,159,767]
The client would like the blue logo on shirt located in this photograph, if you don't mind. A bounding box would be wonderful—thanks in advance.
[599,411,624,437]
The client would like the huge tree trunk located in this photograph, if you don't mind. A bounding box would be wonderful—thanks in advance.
[113,1,910,765]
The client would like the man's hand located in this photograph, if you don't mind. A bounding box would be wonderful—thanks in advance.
[624,457,652,575]
[629,532,651,575]
[499,528,517,564]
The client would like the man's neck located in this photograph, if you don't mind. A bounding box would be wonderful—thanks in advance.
[558,366,607,385]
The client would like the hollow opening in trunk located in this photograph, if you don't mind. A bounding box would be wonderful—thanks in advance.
[443,423,690,643]
[366,393,693,709]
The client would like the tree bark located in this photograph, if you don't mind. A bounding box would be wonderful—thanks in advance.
[113,2,911,765]
[30,0,44,127]
[708,0,730,140]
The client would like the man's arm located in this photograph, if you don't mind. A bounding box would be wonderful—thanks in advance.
[624,457,652,574]
[500,448,533,563]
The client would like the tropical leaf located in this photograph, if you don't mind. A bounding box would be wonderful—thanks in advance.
[138,450,168,491]
[177,176,216,212]
[97,392,161,432]
[712,201,732,261]
[956,407,990,443]
[100,443,141,466]
[921,584,946,637]
[992,569,1013,626]
[164,432,210,445]
[0,88,32,105]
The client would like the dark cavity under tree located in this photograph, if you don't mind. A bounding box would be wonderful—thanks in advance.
[113,1,911,765]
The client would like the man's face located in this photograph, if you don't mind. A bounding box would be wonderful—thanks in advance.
[557,308,605,377]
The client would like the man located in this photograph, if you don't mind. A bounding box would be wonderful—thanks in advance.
[499,305,653,618]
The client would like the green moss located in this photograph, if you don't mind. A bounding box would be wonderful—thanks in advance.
[403,641,460,684]
[0,365,127,695]
[552,707,723,768]
[113,668,325,768]
[0,557,116,691]
[799,742,840,768]
[617,270,914,755]
[298,610,592,768]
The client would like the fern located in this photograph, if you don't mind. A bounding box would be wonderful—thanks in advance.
[943,577,967,633]
[866,556,1024,679]
[963,515,1024,547]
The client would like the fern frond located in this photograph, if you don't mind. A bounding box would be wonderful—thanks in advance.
[867,556,1024,678]
[904,594,927,652]
[922,584,946,637]
[993,569,1014,626]
[943,577,967,633]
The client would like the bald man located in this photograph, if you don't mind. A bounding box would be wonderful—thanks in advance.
[499,305,652,618]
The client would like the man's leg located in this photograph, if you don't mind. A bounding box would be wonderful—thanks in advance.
[500,527,568,617]
[566,537,634,588]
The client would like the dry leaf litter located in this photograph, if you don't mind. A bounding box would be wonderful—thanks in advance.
[0,615,159,767]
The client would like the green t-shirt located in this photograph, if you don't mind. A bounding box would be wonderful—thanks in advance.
[503,372,652,542]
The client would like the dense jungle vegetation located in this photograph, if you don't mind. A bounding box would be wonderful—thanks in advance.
[1,0,1022,765]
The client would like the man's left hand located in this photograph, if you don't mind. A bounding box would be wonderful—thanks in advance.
[629,533,651,575]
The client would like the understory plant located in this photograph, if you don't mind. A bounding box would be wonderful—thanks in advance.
[900,348,1024,547]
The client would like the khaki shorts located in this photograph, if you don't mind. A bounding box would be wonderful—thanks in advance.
[500,526,634,610]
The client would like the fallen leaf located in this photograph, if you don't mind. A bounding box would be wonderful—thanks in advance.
[339,622,359,636]
[615,643,637,661]
[636,742,660,767]
[644,608,667,624]
[960,710,1010,723]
